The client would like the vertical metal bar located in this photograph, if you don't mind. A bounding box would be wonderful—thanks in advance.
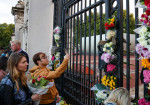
[93,0,97,85]
[99,4,103,84]
[117,0,123,87]
[67,8,70,75]
[88,0,91,104]
[76,1,79,77]
[71,5,75,99]
[135,0,139,100]
[79,0,83,102]
[84,0,87,104]
[126,0,130,91]
[69,6,73,102]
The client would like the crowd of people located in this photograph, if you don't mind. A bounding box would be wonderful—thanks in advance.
[0,40,131,105]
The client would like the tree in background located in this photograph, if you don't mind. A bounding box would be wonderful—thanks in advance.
[0,23,14,49]
[74,10,135,43]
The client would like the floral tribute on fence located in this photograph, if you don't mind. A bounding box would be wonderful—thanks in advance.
[48,26,62,71]
[134,0,150,104]
[91,17,118,104]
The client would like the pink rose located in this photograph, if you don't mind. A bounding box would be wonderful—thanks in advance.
[106,64,116,72]
[37,77,41,81]
[138,98,146,105]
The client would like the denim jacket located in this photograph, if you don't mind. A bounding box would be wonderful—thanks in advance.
[105,102,117,105]
[0,74,33,105]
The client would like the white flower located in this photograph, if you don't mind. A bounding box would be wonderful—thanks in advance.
[103,48,106,52]
[139,26,147,33]
[55,52,60,59]
[54,34,60,40]
[140,40,147,46]
[96,90,108,100]
[106,30,116,40]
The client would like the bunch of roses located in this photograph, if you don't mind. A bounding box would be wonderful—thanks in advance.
[138,98,150,105]
[106,64,116,72]
[138,0,150,9]
[101,75,117,90]
[104,17,115,30]
[140,10,150,26]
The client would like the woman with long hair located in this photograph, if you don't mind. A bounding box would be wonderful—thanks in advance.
[104,87,131,105]
[0,52,41,105]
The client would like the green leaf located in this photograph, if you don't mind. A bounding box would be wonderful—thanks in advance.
[95,84,107,90]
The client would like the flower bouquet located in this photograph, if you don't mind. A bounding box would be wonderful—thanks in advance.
[91,84,110,104]
[53,26,62,47]
[27,75,54,105]
[101,75,117,90]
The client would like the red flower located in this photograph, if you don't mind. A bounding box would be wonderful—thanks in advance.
[144,0,150,6]
[141,14,145,17]
[146,10,150,16]
[109,23,115,27]
[105,26,109,30]
[105,22,108,26]
[32,79,35,84]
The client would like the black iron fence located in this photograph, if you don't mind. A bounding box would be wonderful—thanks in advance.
[53,0,141,105]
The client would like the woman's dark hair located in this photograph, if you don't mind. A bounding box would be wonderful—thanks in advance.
[0,56,8,71]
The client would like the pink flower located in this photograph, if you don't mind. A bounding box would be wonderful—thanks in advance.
[146,102,150,105]
[144,20,148,24]
[51,56,55,61]
[138,98,146,105]
[101,53,116,63]
[106,64,116,72]
[147,3,150,10]
[144,77,150,83]
[37,78,41,81]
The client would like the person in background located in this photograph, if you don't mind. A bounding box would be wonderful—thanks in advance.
[29,51,70,105]
[104,87,131,105]
[0,52,41,105]
[0,56,8,81]
[1,50,8,57]
[8,40,29,69]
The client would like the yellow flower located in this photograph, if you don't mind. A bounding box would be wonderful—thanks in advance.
[110,76,113,79]
[110,87,112,90]
[114,77,116,80]
[113,87,115,89]
[142,59,150,70]
[111,18,115,22]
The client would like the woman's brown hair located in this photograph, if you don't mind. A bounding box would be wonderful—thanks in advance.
[7,52,27,92]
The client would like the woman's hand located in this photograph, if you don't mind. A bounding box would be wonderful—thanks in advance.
[31,94,41,101]
[56,95,61,103]
[64,50,70,60]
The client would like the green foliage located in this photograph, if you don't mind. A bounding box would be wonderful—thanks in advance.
[0,23,14,48]
[74,10,135,44]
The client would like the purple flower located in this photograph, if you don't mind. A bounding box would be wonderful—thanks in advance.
[144,51,150,59]
[136,44,144,55]
[101,53,115,63]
